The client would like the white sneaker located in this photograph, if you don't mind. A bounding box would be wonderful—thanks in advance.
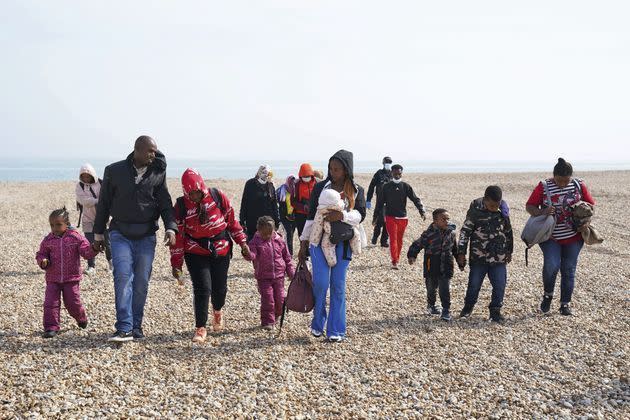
[84,267,96,276]
[310,328,323,338]
[391,263,399,270]
[328,335,344,343]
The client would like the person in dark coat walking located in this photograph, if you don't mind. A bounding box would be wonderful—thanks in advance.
[93,135,178,342]
[239,165,280,242]
[366,156,393,247]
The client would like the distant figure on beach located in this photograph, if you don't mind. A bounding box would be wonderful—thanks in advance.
[75,163,112,275]
[376,164,426,270]
[408,208,460,322]
[245,216,295,330]
[239,165,280,242]
[170,168,250,343]
[291,163,317,237]
[525,158,595,316]
[36,208,98,338]
[367,156,393,247]
[457,186,513,322]
[276,174,297,255]
[93,135,177,342]
[298,150,366,342]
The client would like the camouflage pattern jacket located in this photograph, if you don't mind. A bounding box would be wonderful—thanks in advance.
[407,223,458,278]
[458,198,513,265]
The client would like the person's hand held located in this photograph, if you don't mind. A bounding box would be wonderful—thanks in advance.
[92,240,104,252]
[505,253,512,264]
[408,257,415,265]
[164,231,176,246]
[420,212,426,221]
[40,259,49,269]
[240,243,251,259]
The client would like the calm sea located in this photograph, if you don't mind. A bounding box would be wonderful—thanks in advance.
[0,158,628,182]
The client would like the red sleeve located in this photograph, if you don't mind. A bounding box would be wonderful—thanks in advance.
[220,191,247,245]
[35,239,49,266]
[579,181,595,206]
[169,202,185,269]
[526,182,545,207]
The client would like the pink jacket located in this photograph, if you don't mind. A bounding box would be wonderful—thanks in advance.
[36,229,97,283]
[247,232,296,281]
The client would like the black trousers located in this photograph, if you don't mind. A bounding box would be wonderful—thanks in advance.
[184,253,230,328]
[280,218,296,255]
[294,213,308,237]
[425,274,451,310]
[371,214,389,245]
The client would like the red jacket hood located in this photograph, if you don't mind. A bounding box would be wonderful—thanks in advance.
[298,163,314,178]
[181,168,208,201]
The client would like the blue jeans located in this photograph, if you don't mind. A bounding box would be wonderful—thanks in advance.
[464,263,507,308]
[109,230,157,332]
[539,239,584,304]
[310,243,352,338]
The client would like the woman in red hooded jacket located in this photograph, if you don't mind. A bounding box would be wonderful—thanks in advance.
[170,168,251,343]
[291,163,317,237]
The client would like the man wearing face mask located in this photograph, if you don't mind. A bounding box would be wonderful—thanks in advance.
[291,163,317,237]
[376,164,426,269]
[366,156,393,247]
[239,165,280,242]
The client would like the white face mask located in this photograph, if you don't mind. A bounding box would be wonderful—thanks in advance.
[301,177,312,182]
[257,177,267,184]
[392,177,402,184]
[384,163,392,171]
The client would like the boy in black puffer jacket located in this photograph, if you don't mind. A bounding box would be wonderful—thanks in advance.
[408,208,460,321]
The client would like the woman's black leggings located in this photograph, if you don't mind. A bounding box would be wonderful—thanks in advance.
[184,253,230,328]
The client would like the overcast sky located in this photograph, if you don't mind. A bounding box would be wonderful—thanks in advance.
[1,1,628,162]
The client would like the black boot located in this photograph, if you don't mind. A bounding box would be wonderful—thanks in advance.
[489,307,505,323]
[540,294,553,314]
[459,304,474,318]
[559,304,572,316]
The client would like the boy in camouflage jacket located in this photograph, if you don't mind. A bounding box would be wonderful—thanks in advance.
[408,208,460,321]
[457,186,513,322]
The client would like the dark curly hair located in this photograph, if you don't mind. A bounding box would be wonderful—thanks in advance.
[49,207,70,225]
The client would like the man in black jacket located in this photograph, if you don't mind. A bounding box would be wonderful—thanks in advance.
[93,136,177,342]
[366,156,393,247]
[376,164,426,269]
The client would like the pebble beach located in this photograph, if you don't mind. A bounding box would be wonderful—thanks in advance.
[1,171,628,418]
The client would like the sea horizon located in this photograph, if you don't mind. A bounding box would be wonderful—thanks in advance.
[1,158,628,182]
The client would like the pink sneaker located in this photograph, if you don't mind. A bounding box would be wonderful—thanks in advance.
[212,310,224,332]
[192,327,207,343]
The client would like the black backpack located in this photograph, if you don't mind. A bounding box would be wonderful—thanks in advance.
[76,179,102,228]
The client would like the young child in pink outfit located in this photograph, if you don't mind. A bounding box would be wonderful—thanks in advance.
[35,208,98,338]
[245,216,296,329]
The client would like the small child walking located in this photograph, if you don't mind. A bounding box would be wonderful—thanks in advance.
[246,216,296,329]
[35,208,99,338]
[75,163,112,275]
[407,208,460,321]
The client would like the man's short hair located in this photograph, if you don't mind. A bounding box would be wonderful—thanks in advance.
[484,185,503,202]
[382,156,393,164]
[432,208,448,219]
[391,164,403,171]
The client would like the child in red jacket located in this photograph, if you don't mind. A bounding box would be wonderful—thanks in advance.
[35,208,98,338]
[246,216,296,329]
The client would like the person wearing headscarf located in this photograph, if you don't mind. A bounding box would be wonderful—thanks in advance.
[239,165,280,242]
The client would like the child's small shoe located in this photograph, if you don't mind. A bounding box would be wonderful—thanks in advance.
[261,324,274,331]
[77,320,88,329]
[84,267,96,276]
[427,305,441,315]
[192,327,207,343]
[559,304,572,316]
[440,309,452,322]
[391,263,399,270]
[212,310,224,332]
[42,330,57,339]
